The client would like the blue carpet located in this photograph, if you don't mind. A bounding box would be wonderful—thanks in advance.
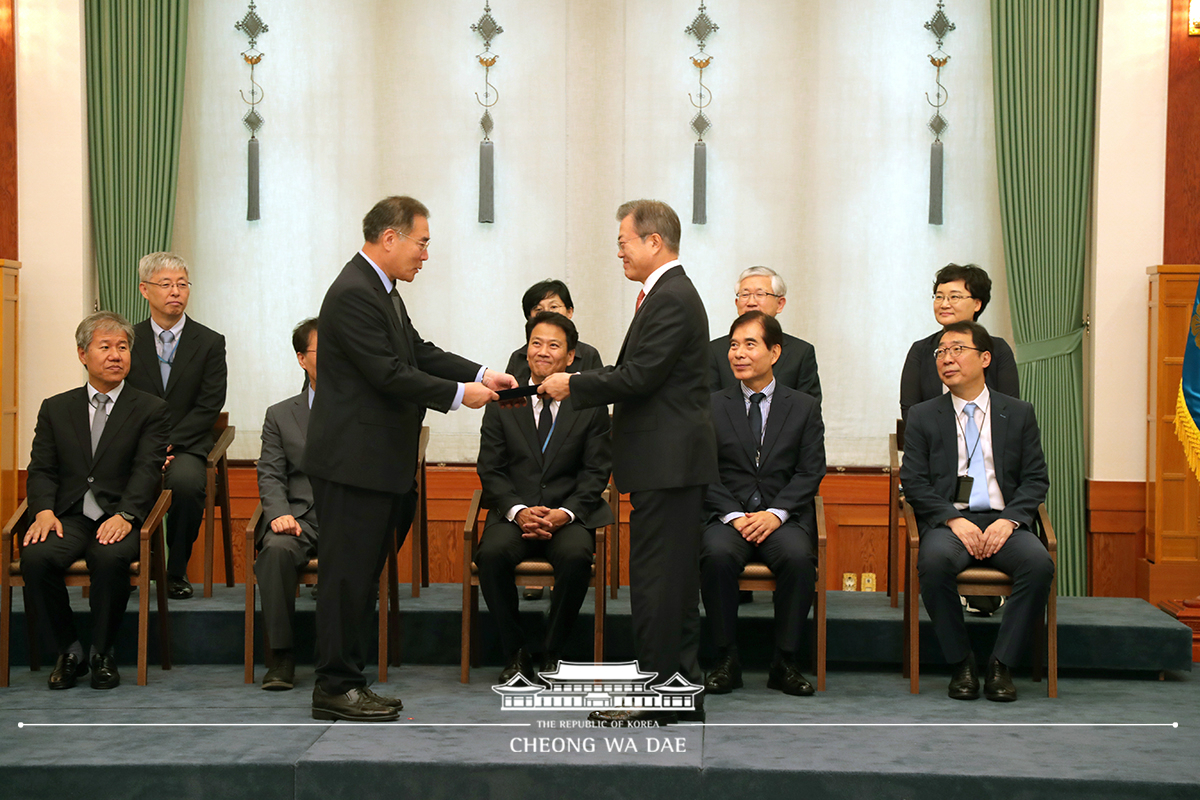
[1,664,1196,800]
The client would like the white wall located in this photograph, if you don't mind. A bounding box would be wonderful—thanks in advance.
[24,1,1167,475]
[14,0,91,462]
[1088,0,1170,482]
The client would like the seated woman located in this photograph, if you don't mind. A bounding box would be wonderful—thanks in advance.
[504,279,604,377]
[900,263,1020,424]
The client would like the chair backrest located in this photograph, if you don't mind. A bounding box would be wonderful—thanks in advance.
[214,411,229,435]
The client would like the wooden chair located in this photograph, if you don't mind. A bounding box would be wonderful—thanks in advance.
[408,427,430,598]
[460,488,608,683]
[735,495,828,691]
[202,411,236,597]
[902,499,1057,697]
[1,491,173,686]
[887,421,905,608]
[242,502,400,683]
[608,481,620,598]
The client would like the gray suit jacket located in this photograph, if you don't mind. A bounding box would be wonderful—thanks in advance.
[256,391,316,542]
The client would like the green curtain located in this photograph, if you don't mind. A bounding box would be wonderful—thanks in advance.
[85,0,189,323]
[991,1,1097,596]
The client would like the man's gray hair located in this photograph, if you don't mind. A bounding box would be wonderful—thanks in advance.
[737,266,787,298]
[616,199,681,255]
[138,252,190,283]
[75,311,134,350]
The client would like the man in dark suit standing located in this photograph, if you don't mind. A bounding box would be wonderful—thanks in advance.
[708,266,821,405]
[127,252,227,600]
[477,312,613,681]
[22,312,169,690]
[701,311,825,698]
[900,320,1052,703]
[540,199,718,726]
[305,195,516,721]
[254,317,319,691]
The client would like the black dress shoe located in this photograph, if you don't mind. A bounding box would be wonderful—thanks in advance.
[362,686,404,710]
[948,655,980,700]
[261,652,295,691]
[704,653,743,694]
[48,652,87,690]
[312,685,399,721]
[498,648,535,683]
[588,709,678,727]
[767,658,815,697]
[90,652,120,690]
[537,651,561,676]
[984,658,1018,702]
[167,577,193,600]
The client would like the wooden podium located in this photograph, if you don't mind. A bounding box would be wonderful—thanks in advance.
[1143,265,1200,606]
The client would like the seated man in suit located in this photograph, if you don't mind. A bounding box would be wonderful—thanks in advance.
[700,311,826,697]
[477,311,613,681]
[709,267,821,405]
[255,317,319,691]
[126,252,228,600]
[900,320,1052,702]
[22,311,170,689]
[504,279,605,378]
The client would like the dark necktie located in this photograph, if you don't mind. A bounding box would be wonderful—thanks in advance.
[747,392,765,510]
[83,393,109,520]
[537,398,553,452]
[390,287,415,364]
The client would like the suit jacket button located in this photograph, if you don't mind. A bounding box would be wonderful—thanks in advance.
[87,477,94,483]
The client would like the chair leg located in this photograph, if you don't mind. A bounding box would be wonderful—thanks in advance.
[816,588,826,692]
[907,579,920,694]
[460,577,473,683]
[1048,587,1058,698]
[0,584,10,687]
[244,574,255,685]
[154,541,172,671]
[203,468,216,598]
[388,543,401,667]
[137,573,150,686]
[220,467,234,589]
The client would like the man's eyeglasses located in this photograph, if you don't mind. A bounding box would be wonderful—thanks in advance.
[393,230,430,252]
[141,280,192,291]
[933,293,973,304]
[617,235,646,253]
[933,344,983,359]
[736,290,781,301]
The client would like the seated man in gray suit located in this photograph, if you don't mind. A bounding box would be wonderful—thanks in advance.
[254,318,319,691]
[22,312,170,690]
[476,312,613,682]
[700,311,826,698]
[900,320,1052,703]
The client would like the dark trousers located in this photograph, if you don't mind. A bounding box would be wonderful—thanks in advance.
[163,451,206,578]
[627,486,704,685]
[254,517,319,651]
[310,477,414,694]
[476,520,594,657]
[20,513,140,655]
[917,511,1055,665]
[700,519,815,655]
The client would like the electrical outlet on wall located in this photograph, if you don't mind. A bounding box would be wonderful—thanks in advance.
[842,572,858,591]
[861,573,877,592]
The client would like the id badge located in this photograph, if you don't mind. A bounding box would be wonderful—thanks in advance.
[955,475,974,504]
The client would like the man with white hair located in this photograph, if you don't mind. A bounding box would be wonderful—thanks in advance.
[708,266,821,405]
[126,252,228,600]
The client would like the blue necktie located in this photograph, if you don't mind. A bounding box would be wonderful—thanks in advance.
[962,402,991,512]
[159,330,177,389]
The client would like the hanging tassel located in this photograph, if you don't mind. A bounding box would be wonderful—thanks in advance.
[928,140,943,226]
[479,141,494,223]
[693,142,707,225]
[247,137,260,221]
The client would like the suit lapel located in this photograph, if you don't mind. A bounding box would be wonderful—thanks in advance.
[132,322,163,397]
[758,388,792,467]
[164,322,199,396]
[70,388,92,462]
[290,394,310,446]
[989,393,1009,482]
[541,398,580,473]
[617,265,683,365]
[720,389,757,467]
[92,388,135,465]
[935,394,959,478]
[517,397,543,466]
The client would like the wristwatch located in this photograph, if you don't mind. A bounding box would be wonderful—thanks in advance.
[118,511,136,524]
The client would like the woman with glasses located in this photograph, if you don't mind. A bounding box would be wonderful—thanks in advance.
[899,263,1019,424]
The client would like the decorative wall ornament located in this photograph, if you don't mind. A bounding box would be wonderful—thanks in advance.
[235,1,268,221]
[472,2,503,224]
[686,2,718,225]
[924,1,954,226]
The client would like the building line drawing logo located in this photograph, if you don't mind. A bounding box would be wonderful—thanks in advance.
[492,660,703,711]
